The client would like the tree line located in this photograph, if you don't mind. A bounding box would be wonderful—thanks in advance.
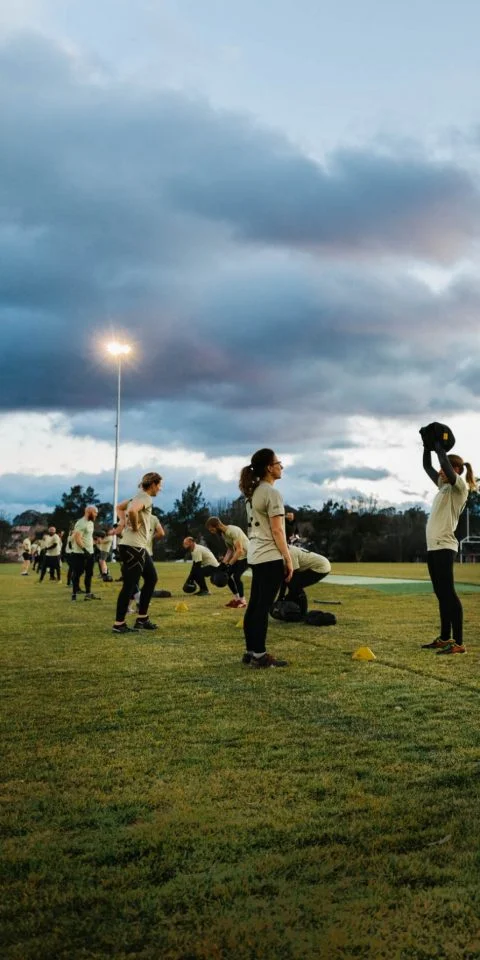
[4,482,480,563]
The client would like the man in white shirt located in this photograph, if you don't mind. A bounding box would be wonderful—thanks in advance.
[182,536,219,596]
[38,527,62,582]
[70,506,100,601]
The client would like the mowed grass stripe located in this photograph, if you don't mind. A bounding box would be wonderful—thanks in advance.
[1,562,480,960]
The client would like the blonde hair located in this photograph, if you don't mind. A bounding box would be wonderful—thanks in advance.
[448,456,477,492]
[139,472,162,490]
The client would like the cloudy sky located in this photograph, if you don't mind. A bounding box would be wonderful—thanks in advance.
[1,0,479,519]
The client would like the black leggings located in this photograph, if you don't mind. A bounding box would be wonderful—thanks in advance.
[243,559,284,655]
[427,549,463,643]
[227,558,248,597]
[116,546,157,622]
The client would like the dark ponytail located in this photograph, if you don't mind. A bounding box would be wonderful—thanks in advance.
[239,448,275,499]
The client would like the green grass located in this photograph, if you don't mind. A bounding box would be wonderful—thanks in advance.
[1,561,480,960]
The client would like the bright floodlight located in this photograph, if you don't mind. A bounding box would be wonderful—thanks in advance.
[107,341,131,357]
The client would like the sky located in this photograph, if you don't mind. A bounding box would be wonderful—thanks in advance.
[1,0,480,520]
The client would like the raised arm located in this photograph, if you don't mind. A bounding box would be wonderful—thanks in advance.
[422,446,439,487]
[434,442,458,485]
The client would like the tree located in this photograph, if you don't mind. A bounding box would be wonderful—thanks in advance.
[60,485,100,514]
[48,485,107,534]
[0,515,12,559]
[166,482,210,558]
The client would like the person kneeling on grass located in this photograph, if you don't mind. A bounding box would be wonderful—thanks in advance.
[111,472,163,634]
[421,440,476,655]
[182,537,219,596]
[205,517,249,608]
[282,545,331,615]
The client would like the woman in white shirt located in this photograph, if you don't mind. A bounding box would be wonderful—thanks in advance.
[239,448,293,668]
[422,441,476,655]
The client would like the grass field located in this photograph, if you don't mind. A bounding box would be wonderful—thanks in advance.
[1,561,480,960]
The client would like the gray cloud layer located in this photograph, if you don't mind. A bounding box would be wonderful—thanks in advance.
[1,30,480,460]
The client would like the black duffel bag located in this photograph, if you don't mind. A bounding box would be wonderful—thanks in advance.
[270,599,304,622]
[419,422,455,452]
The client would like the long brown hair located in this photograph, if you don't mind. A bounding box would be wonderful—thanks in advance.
[448,456,477,492]
[239,448,275,500]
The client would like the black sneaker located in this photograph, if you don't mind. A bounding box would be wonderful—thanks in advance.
[84,593,102,601]
[250,653,289,668]
[242,653,253,665]
[112,623,137,634]
[135,618,158,631]
[195,590,211,597]
[421,637,451,650]
[71,594,77,601]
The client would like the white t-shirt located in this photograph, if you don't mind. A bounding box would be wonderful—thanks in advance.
[72,518,94,555]
[289,545,331,575]
[191,544,219,568]
[22,538,31,553]
[98,535,113,555]
[246,481,285,565]
[426,474,469,552]
[121,491,153,550]
[45,534,62,557]
[147,515,161,556]
[223,524,249,560]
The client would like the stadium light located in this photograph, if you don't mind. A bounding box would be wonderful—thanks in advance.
[106,341,132,542]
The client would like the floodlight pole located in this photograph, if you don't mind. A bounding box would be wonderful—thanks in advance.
[112,355,122,543]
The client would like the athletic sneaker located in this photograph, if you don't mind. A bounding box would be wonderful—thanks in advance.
[84,593,102,601]
[134,618,158,631]
[195,590,211,597]
[437,643,466,655]
[112,623,137,634]
[421,638,451,650]
[236,598,247,608]
[250,653,289,668]
[242,653,253,665]
[225,598,241,608]
[71,594,77,601]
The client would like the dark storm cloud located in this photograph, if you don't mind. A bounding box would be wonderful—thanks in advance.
[1,30,480,434]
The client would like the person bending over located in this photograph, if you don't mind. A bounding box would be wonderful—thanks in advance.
[112,472,162,634]
[421,440,476,655]
[206,517,249,608]
[182,537,219,596]
[283,545,331,615]
[239,448,293,668]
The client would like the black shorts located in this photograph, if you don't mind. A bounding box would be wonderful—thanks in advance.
[22,552,31,561]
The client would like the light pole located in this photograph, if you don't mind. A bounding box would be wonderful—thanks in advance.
[106,342,131,542]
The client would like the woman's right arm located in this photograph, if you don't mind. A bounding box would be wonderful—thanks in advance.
[423,447,439,486]
[270,515,293,581]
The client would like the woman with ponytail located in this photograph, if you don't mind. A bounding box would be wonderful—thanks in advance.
[239,448,293,668]
[421,440,476,655]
